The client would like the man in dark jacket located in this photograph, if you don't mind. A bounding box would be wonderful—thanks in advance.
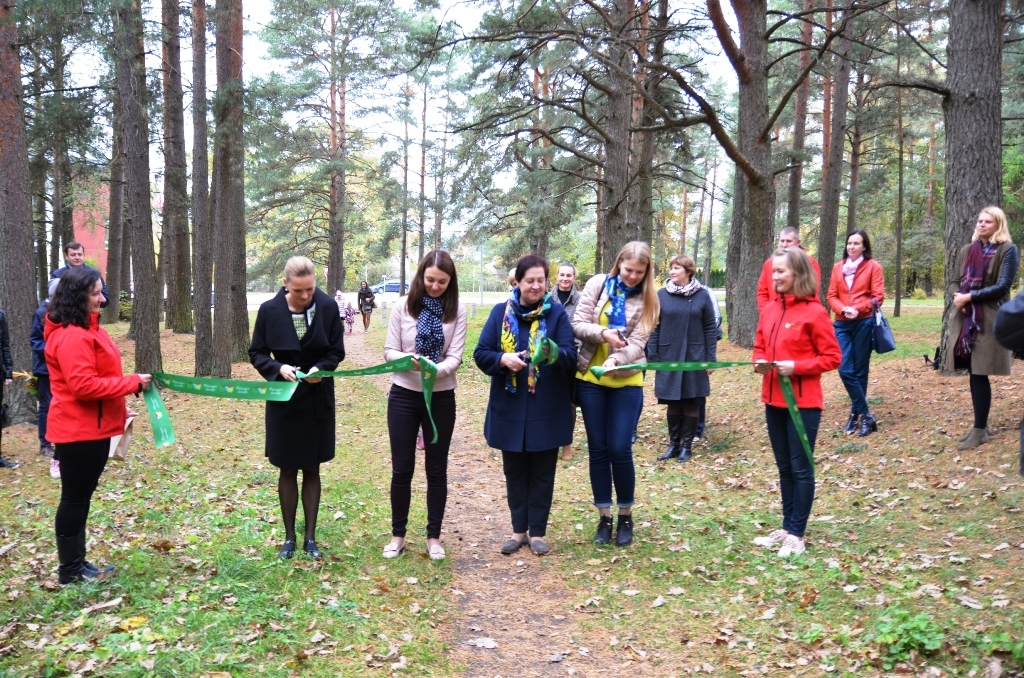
[0,306,16,469]
[32,279,59,468]
[51,241,109,308]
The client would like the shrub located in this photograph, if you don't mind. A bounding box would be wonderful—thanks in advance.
[118,291,132,321]
[869,607,944,669]
[912,288,927,300]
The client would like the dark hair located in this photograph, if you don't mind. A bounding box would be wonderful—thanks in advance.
[65,241,84,255]
[515,255,548,282]
[360,281,368,288]
[408,250,459,322]
[846,230,872,260]
[49,266,102,328]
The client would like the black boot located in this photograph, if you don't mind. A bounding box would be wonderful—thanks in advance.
[856,412,878,437]
[594,515,614,545]
[657,415,683,461]
[843,412,860,435]
[78,533,115,578]
[615,514,634,547]
[57,535,88,585]
[677,415,699,463]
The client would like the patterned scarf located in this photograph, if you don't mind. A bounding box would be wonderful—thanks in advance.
[666,279,702,296]
[954,241,998,359]
[415,295,446,362]
[603,274,639,330]
[501,288,551,394]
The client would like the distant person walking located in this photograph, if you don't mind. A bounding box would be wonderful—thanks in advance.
[249,257,346,559]
[946,206,1019,450]
[826,230,886,437]
[357,281,375,332]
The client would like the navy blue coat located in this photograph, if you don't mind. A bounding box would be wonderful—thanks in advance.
[474,300,577,452]
[31,302,49,375]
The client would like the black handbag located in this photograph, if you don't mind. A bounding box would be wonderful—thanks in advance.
[871,302,896,354]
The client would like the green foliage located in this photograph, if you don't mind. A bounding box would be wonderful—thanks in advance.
[869,608,944,669]
[117,290,132,322]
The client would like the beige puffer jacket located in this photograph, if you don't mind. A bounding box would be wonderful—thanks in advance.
[571,274,651,378]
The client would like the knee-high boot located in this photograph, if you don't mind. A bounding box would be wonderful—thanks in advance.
[677,415,700,463]
[657,415,683,460]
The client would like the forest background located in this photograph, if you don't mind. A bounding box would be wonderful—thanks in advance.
[0,0,1023,416]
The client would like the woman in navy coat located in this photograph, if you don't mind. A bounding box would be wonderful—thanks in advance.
[474,255,577,556]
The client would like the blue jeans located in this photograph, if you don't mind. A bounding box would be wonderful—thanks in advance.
[834,317,874,415]
[577,381,643,509]
[764,405,820,538]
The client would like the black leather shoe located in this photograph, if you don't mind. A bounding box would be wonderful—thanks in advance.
[594,516,614,545]
[843,412,859,435]
[0,458,19,469]
[303,540,322,559]
[856,413,878,437]
[78,533,115,578]
[278,540,296,559]
[615,515,634,547]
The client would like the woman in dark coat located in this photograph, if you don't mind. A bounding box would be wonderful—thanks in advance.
[647,254,717,463]
[945,206,1020,450]
[249,256,346,559]
[357,281,375,332]
[474,255,577,556]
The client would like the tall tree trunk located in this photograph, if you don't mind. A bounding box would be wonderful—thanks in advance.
[820,0,833,190]
[692,158,709,264]
[163,0,192,332]
[432,103,448,250]
[418,84,427,262]
[679,187,687,255]
[816,6,852,304]
[192,0,213,375]
[400,78,410,289]
[787,0,814,231]
[938,0,1003,371]
[845,72,863,235]
[703,158,718,286]
[114,0,162,373]
[103,95,125,325]
[717,0,775,348]
[894,63,904,317]
[327,7,346,293]
[212,0,247,376]
[0,0,39,424]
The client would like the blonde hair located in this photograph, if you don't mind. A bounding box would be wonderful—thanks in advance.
[609,241,660,334]
[772,248,817,298]
[284,256,316,281]
[668,254,696,278]
[972,206,1012,244]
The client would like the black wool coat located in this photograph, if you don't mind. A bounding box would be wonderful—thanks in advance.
[646,287,717,401]
[249,287,346,469]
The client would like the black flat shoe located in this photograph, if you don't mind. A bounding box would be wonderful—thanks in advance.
[303,540,322,559]
[843,412,859,435]
[529,537,550,556]
[594,516,614,545]
[278,540,296,559]
[615,515,634,547]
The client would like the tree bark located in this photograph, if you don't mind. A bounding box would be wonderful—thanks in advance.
[211,0,248,376]
[786,0,814,231]
[845,71,863,236]
[327,6,346,294]
[816,5,852,305]
[192,0,213,375]
[703,158,718,286]
[103,94,125,325]
[114,0,162,374]
[0,0,40,423]
[163,0,192,332]
[418,84,427,263]
[938,0,1003,372]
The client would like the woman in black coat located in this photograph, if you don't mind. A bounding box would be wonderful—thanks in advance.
[647,254,717,463]
[473,255,578,556]
[357,281,375,332]
[249,256,345,559]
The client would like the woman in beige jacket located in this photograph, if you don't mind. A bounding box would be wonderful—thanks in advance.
[382,251,468,561]
[572,241,660,547]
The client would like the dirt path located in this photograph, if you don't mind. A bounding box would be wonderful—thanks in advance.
[342,328,656,677]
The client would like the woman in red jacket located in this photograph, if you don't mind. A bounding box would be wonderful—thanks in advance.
[826,230,885,436]
[45,266,151,584]
[753,248,841,557]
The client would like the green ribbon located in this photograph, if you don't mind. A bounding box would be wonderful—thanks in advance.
[153,372,299,401]
[531,337,559,365]
[142,384,176,449]
[588,360,813,467]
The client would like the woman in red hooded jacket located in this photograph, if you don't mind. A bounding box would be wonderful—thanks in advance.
[752,248,841,558]
[45,266,152,584]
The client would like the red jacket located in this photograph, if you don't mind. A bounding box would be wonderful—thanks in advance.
[753,294,841,409]
[826,258,885,321]
[756,252,821,311]
[44,314,142,443]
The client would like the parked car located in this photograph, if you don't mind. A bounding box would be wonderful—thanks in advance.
[370,280,409,294]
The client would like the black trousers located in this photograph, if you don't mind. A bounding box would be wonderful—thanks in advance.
[387,385,456,539]
[54,439,110,538]
[36,373,52,445]
[502,449,558,537]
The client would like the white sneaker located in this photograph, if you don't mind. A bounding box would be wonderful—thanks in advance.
[752,529,787,547]
[777,534,806,557]
[49,459,61,479]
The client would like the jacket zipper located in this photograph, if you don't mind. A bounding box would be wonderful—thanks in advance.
[766,296,788,404]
